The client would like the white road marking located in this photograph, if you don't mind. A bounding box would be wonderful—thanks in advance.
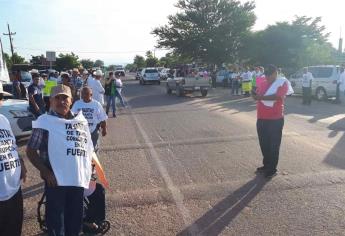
[125,102,200,235]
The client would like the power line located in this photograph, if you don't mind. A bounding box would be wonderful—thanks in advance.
[14,47,170,55]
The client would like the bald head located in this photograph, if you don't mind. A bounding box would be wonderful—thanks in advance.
[81,86,92,102]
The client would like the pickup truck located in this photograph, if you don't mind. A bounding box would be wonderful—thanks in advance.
[166,73,211,97]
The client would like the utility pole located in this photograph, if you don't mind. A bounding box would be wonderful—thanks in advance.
[3,23,16,63]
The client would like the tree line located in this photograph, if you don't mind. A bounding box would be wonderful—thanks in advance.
[150,0,343,74]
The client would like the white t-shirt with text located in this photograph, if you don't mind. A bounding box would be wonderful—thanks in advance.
[72,99,108,133]
[0,114,21,201]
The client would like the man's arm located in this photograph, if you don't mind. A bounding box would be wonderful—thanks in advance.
[253,83,289,101]
[26,129,57,187]
[29,94,40,112]
[100,121,107,136]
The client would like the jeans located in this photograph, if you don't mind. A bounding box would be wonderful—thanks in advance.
[45,186,84,236]
[256,119,284,172]
[106,95,116,115]
[91,128,100,153]
[0,188,23,236]
[84,183,105,224]
[232,80,239,95]
[302,87,312,105]
[106,92,126,115]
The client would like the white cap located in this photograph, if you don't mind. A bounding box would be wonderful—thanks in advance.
[94,70,103,76]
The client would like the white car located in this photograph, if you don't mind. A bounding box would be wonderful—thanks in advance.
[140,68,160,85]
[0,97,35,138]
[289,65,340,100]
[159,68,170,80]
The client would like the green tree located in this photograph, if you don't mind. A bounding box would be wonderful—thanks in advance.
[125,63,135,71]
[94,59,104,68]
[55,53,80,71]
[30,54,46,65]
[80,59,94,69]
[159,52,192,68]
[11,53,26,64]
[241,16,336,73]
[133,55,146,68]
[107,65,117,71]
[152,0,256,66]
[145,51,159,67]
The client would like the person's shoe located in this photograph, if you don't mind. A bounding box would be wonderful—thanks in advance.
[264,170,277,178]
[113,113,116,118]
[255,166,266,173]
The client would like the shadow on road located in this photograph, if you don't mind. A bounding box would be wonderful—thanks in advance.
[23,182,44,199]
[177,175,268,236]
[323,117,345,169]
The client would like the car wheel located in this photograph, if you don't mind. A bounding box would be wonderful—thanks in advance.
[166,85,172,94]
[201,89,208,97]
[315,87,327,101]
[176,85,184,97]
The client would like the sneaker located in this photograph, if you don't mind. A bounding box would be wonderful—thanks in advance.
[264,170,277,178]
[255,166,266,173]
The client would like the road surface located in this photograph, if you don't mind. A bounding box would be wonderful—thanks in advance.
[20,75,345,235]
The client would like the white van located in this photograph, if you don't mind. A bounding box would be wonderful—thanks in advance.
[289,65,341,100]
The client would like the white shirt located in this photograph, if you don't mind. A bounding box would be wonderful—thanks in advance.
[302,72,313,87]
[88,79,105,105]
[0,114,21,201]
[115,78,123,93]
[71,99,108,133]
[339,71,345,92]
[32,112,93,188]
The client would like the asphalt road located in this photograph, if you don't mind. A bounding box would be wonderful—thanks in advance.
[20,74,345,235]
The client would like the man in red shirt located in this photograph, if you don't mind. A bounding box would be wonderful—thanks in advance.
[252,65,288,178]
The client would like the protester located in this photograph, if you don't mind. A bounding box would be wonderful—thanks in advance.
[81,70,90,87]
[252,64,290,178]
[302,67,313,105]
[71,68,82,100]
[72,86,107,152]
[104,72,113,115]
[88,70,105,106]
[339,66,345,104]
[231,68,240,96]
[0,82,27,236]
[241,67,252,96]
[12,71,23,99]
[28,72,46,118]
[26,84,94,236]
[60,72,77,100]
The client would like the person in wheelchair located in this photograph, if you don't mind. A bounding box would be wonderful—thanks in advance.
[82,164,109,235]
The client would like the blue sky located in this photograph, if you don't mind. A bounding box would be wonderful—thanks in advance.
[0,0,344,65]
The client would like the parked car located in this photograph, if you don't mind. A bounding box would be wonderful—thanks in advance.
[140,68,160,85]
[216,69,231,87]
[166,69,211,97]
[289,65,340,100]
[0,95,35,138]
[159,68,170,80]
[115,69,125,77]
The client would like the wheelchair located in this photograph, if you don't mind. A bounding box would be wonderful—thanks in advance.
[37,184,110,235]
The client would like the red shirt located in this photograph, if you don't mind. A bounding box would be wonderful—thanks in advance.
[256,78,288,120]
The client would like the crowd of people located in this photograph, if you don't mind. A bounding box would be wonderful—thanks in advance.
[0,67,129,235]
[11,68,127,118]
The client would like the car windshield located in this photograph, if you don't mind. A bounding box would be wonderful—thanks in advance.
[146,69,158,73]
[21,71,32,82]
[309,67,333,78]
